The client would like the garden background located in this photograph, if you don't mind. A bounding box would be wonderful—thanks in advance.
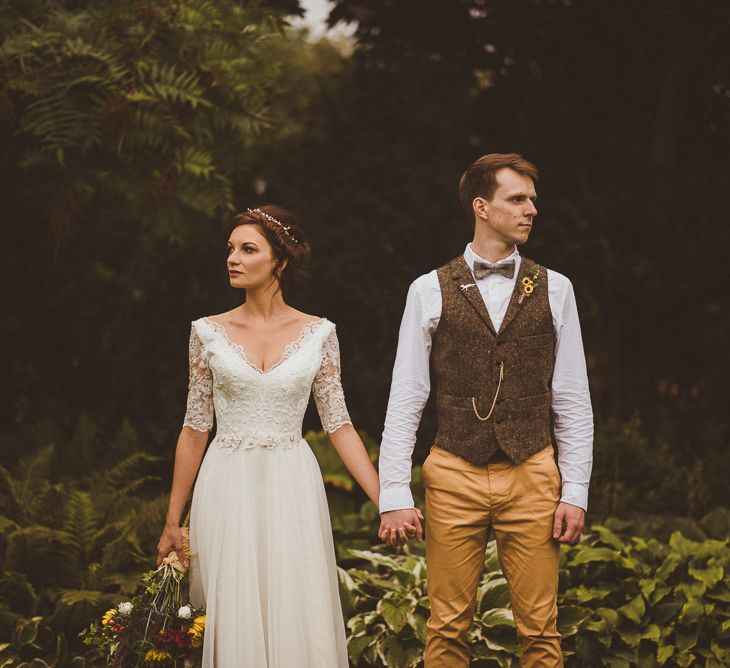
[1,0,729,666]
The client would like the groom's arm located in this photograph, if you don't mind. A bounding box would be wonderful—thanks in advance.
[548,271,594,543]
[379,274,440,543]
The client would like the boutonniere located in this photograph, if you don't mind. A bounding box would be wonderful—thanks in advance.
[518,264,541,304]
[460,283,476,292]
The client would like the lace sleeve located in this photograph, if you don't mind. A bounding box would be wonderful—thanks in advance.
[313,327,352,434]
[183,323,214,432]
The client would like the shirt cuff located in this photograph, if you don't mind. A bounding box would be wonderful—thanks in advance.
[561,481,588,512]
[378,486,415,513]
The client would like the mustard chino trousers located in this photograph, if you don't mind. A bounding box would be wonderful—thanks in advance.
[422,444,563,667]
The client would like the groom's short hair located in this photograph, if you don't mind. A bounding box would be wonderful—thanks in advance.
[459,153,539,227]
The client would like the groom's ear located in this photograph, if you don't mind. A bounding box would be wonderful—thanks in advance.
[473,196,489,221]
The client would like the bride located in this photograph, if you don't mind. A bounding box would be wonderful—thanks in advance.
[156,205,380,667]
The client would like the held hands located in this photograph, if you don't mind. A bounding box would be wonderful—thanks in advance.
[157,524,189,568]
[553,502,585,544]
[378,508,424,547]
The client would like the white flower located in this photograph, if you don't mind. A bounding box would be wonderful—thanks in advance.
[117,602,133,615]
[177,605,192,619]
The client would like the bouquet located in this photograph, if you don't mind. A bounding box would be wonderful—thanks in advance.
[82,528,205,667]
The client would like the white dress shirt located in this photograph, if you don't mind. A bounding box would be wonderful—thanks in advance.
[379,244,594,512]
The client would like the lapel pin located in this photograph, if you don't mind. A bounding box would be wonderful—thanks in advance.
[460,283,477,292]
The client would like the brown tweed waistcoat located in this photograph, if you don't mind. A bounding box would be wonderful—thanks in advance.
[431,255,555,465]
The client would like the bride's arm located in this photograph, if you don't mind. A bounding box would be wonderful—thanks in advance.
[327,424,380,507]
[157,323,215,566]
[157,428,208,567]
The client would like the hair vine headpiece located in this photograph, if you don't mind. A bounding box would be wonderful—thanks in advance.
[247,208,299,244]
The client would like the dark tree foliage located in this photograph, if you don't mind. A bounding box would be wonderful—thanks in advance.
[1,0,729,518]
[271,0,730,514]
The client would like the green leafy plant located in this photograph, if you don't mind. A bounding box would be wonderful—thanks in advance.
[0,444,169,663]
[340,527,730,667]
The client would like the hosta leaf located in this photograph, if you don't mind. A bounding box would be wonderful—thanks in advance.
[652,600,682,624]
[675,624,699,652]
[481,607,514,628]
[557,605,591,636]
[678,599,704,624]
[593,525,625,550]
[638,578,659,599]
[618,594,646,624]
[347,634,373,664]
[641,623,661,642]
[566,584,612,604]
[688,565,723,589]
[711,640,726,662]
[575,634,604,665]
[668,532,697,559]
[619,627,641,647]
[478,578,511,610]
[377,593,415,633]
[569,547,618,566]
[707,583,730,603]
[657,644,674,664]
[380,636,421,668]
[649,581,671,606]
[13,616,41,649]
[675,652,696,667]
[597,607,620,632]
[656,553,682,580]
[410,612,427,643]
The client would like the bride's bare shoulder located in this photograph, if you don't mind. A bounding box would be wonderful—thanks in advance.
[291,310,325,326]
[203,309,239,326]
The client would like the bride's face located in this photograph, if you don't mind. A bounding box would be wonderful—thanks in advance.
[227,224,278,290]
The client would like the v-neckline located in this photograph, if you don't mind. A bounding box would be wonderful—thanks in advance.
[203,316,326,376]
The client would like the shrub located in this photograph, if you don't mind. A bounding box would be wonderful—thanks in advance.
[340,526,730,667]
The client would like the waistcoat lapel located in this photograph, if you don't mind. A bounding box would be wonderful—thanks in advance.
[497,257,536,336]
[451,256,496,336]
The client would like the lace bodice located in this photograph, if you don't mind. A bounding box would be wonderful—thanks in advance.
[183,317,352,451]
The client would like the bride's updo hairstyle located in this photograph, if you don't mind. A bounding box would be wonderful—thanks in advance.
[230,205,311,292]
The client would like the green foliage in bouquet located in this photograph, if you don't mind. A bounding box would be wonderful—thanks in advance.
[340,527,730,667]
[81,546,205,667]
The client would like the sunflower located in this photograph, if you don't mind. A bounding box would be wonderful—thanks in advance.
[187,614,206,648]
[144,648,174,664]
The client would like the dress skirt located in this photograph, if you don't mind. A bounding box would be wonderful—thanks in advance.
[188,439,349,668]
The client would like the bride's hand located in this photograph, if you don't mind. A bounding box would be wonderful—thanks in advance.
[157,524,188,568]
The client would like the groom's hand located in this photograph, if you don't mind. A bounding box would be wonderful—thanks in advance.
[553,502,585,544]
[379,508,424,546]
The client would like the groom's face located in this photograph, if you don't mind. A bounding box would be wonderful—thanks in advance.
[476,168,538,246]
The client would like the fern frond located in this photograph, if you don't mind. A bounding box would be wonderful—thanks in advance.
[4,526,81,589]
[57,588,102,607]
[0,467,20,521]
[62,491,97,562]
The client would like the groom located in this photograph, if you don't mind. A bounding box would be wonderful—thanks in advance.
[378,153,593,667]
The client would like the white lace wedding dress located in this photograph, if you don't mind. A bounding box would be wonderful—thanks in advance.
[182,316,351,667]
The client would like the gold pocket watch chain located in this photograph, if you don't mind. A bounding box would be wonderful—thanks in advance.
[471,360,504,421]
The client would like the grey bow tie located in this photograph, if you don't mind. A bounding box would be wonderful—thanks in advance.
[473,259,516,280]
